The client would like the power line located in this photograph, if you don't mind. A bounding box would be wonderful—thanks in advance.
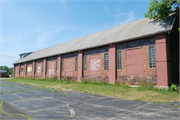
[0,55,19,58]
[0,49,20,53]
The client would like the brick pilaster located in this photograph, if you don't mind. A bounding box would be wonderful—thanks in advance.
[57,55,61,79]
[78,51,83,82]
[24,63,27,78]
[109,44,116,84]
[155,34,168,86]
[43,58,46,78]
[32,61,35,78]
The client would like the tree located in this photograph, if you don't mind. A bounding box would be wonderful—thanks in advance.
[144,0,179,21]
[8,67,13,75]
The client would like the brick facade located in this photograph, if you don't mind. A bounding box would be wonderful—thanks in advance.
[83,46,109,82]
[61,52,78,80]
[20,63,25,77]
[14,64,19,77]
[116,37,157,85]
[46,56,58,78]
[26,62,33,78]
[35,59,44,77]
[14,35,173,87]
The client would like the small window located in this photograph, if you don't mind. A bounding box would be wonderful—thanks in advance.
[21,68,24,72]
[42,63,44,72]
[46,62,48,73]
[84,56,87,71]
[104,53,108,70]
[117,51,122,69]
[149,46,155,68]
[56,61,58,72]
[62,60,64,72]
[75,58,78,71]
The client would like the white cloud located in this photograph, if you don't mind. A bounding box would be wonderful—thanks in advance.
[104,5,109,14]
[114,11,137,26]
[0,31,24,45]
[60,0,67,10]
[37,26,65,46]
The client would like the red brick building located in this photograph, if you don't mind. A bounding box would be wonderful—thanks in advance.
[13,12,179,88]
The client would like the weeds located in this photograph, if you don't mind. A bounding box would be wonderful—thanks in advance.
[170,84,179,93]
[153,101,180,108]
[63,93,67,95]
[140,76,154,89]
[0,100,33,120]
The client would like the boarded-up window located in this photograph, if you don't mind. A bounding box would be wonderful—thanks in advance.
[37,65,41,73]
[27,66,32,72]
[48,61,55,76]
[66,58,73,76]
[90,54,101,76]
[126,48,143,75]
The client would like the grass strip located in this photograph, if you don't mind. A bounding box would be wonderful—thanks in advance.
[0,100,14,117]
[3,78,180,102]
[153,101,180,108]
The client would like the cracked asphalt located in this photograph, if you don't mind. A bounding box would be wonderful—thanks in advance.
[0,78,179,120]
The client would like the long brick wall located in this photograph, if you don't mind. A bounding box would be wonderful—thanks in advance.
[13,35,169,87]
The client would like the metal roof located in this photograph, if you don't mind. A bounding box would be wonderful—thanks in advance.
[14,12,176,64]
[0,70,7,73]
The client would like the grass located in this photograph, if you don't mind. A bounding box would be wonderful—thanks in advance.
[3,78,180,102]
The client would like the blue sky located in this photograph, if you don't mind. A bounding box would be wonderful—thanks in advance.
[0,0,151,68]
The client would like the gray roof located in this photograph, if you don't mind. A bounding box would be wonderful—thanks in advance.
[0,70,7,73]
[14,12,176,64]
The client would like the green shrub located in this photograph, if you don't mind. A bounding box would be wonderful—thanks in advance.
[52,75,57,81]
[170,84,179,92]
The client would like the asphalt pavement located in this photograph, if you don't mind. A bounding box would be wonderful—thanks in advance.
[0,78,179,120]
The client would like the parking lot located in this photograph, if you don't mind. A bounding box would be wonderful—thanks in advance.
[0,78,179,120]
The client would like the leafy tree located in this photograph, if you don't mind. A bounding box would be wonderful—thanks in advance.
[8,67,13,75]
[144,0,179,21]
